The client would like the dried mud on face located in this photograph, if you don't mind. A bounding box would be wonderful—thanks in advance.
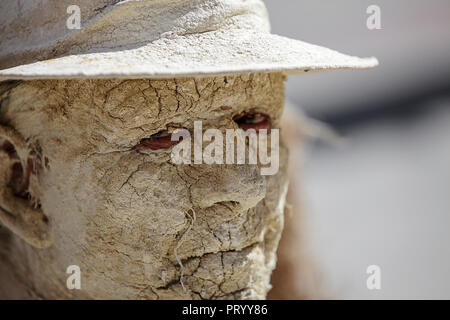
[0,73,289,299]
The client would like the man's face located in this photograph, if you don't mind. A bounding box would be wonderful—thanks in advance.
[1,73,289,299]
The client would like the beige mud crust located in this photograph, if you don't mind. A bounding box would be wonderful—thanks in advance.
[0,73,290,299]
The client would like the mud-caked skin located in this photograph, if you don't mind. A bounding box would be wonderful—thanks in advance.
[0,72,289,299]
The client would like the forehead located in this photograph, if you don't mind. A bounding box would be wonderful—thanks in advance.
[30,72,282,112]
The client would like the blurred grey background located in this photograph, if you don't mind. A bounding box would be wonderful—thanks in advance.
[264,0,450,299]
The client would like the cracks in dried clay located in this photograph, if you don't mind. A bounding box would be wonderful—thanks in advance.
[174,208,196,292]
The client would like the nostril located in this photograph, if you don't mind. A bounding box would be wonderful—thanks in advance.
[215,200,241,209]
[208,200,244,215]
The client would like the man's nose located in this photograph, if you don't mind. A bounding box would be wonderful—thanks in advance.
[190,164,266,211]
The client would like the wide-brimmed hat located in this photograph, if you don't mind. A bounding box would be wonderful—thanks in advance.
[0,0,377,80]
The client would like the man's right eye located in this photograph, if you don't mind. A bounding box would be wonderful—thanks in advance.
[134,130,182,151]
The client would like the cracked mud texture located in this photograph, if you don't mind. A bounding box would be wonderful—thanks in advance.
[0,72,289,299]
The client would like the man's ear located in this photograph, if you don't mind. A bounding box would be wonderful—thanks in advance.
[0,124,52,249]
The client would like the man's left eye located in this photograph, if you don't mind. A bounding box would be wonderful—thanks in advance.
[134,130,181,151]
[233,112,271,131]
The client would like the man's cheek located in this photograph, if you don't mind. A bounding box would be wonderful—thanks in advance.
[98,156,192,211]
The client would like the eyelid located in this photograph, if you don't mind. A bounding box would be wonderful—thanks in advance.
[134,130,182,151]
[233,112,271,131]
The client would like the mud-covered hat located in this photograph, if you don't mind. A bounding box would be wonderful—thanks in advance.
[0,0,378,80]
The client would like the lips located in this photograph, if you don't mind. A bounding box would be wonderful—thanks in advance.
[146,234,272,299]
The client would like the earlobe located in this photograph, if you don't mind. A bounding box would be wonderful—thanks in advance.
[0,125,52,249]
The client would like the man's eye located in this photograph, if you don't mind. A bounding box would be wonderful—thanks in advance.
[233,112,271,131]
[134,130,181,151]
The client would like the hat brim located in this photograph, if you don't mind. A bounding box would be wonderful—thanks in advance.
[0,29,378,80]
